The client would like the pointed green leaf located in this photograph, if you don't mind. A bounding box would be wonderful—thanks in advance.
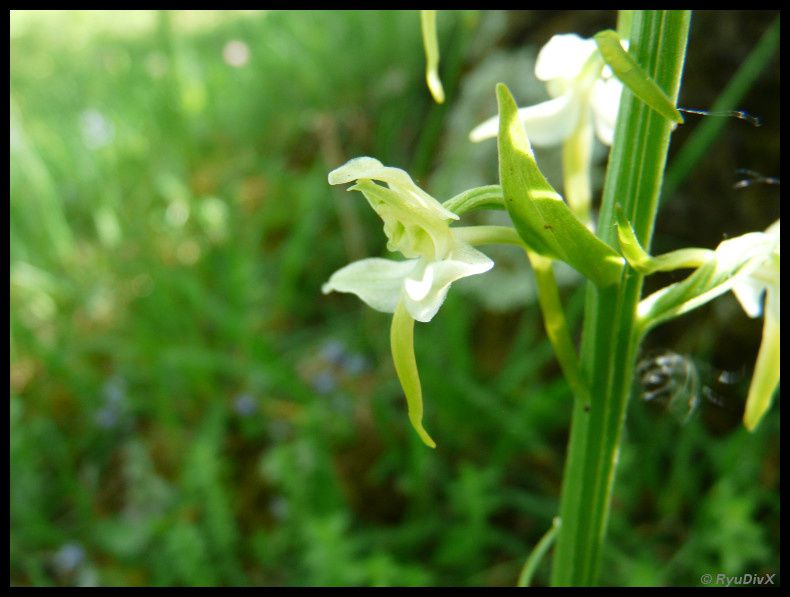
[390,300,436,448]
[496,83,624,287]
[594,29,684,124]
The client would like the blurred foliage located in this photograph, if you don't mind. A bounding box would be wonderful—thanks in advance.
[10,10,778,587]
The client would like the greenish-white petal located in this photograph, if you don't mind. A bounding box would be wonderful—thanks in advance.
[322,258,417,314]
[743,289,780,431]
[470,93,581,145]
[535,33,598,82]
[732,276,767,319]
[402,245,494,322]
[329,157,458,221]
[590,77,623,146]
[390,300,436,448]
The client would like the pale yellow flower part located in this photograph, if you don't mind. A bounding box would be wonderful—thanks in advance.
[322,157,493,323]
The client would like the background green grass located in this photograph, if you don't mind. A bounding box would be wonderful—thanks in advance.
[10,10,779,586]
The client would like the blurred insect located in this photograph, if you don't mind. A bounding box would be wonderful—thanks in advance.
[636,350,742,424]
[732,168,780,189]
[636,350,701,424]
[677,107,762,127]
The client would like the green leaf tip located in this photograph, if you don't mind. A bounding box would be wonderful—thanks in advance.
[615,204,653,272]
[495,83,624,288]
[390,301,437,448]
[594,29,684,124]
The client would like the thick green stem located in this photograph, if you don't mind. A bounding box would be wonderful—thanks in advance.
[551,10,691,586]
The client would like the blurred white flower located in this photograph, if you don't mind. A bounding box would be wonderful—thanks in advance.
[223,40,250,68]
[79,109,114,150]
[470,33,623,146]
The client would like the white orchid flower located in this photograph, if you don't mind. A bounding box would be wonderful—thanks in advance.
[470,33,622,146]
[322,157,495,447]
[470,34,626,224]
[322,157,494,323]
[730,220,780,431]
[630,218,780,432]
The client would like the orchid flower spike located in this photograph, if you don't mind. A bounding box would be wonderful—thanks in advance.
[470,34,626,224]
[322,157,494,447]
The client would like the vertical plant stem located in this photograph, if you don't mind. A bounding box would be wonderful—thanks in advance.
[551,10,691,586]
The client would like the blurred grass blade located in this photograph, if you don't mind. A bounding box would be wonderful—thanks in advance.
[421,10,445,104]
[594,29,683,124]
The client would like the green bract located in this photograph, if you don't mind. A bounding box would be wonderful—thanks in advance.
[495,83,624,287]
[594,29,684,124]
[616,205,713,274]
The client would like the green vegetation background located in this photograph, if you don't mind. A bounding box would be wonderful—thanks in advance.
[10,10,779,587]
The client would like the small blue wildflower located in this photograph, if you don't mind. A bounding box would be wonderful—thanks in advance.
[320,339,347,366]
[102,375,127,404]
[342,353,369,376]
[94,405,120,429]
[269,497,290,521]
[233,393,258,417]
[310,370,337,394]
[52,542,85,576]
